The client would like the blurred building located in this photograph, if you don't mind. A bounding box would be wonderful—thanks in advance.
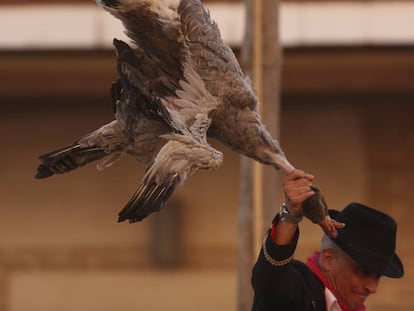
[0,0,414,310]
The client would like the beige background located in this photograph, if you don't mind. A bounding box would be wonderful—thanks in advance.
[0,13,413,307]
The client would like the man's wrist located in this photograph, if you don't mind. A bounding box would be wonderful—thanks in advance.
[279,203,303,224]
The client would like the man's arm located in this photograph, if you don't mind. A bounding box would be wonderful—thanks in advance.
[251,170,318,310]
[252,170,325,311]
[272,169,315,245]
[251,170,345,310]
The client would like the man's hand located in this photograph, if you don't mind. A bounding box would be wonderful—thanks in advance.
[283,169,315,217]
[283,169,345,238]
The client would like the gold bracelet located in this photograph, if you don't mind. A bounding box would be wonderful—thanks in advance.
[263,241,294,267]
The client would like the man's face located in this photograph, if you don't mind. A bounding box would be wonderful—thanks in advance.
[324,249,381,310]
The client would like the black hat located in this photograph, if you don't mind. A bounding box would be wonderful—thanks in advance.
[329,202,404,278]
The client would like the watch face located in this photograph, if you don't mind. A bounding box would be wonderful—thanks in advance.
[279,204,303,224]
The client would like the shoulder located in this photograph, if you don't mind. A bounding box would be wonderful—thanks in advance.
[252,256,326,311]
[292,260,325,290]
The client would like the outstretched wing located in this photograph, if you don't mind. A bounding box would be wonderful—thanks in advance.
[102,0,257,136]
[178,0,291,172]
[114,42,220,147]
[101,0,226,222]
[115,60,222,223]
[113,38,182,127]
[178,0,257,109]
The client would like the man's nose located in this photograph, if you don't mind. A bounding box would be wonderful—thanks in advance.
[365,275,380,294]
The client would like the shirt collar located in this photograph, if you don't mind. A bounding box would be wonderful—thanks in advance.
[325,287,342,311]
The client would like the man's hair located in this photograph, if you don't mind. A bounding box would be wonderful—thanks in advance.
[320,234,347,258]
[318,234,350,271]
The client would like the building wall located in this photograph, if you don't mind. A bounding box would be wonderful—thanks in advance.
[1,47,414,310]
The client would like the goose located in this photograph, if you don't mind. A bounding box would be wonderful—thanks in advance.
[36,0,337,236]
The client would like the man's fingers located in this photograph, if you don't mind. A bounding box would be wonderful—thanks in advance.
[291,185,315,197]
[305,173,314,181]
[286,169,307,180]
[332,219,346,229]
[289,187,315,205]
[284,173,314,191]
[319,217,346,238]
[285,181,315,196]
[319,217,338,238]
[286,170,314,184]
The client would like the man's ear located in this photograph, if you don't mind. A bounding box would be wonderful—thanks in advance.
[320,248,336,272]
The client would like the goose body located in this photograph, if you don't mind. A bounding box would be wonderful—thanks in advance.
[36,0,295,224]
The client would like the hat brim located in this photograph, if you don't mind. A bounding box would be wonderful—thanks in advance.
[382,253,404,278]
[328,209,404,278]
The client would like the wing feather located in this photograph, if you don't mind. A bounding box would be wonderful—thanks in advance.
[118,134,223,223]
[178,0,257,109]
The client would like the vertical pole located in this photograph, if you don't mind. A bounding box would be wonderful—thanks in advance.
[252,0,264,257]
[238,2,255,310]
[260,0,283,228]
[238,157,254,311]
[239,1,282,310]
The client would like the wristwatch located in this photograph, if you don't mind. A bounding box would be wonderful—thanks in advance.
[279,203,303,224]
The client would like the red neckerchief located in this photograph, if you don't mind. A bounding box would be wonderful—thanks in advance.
[306,251,366,311]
